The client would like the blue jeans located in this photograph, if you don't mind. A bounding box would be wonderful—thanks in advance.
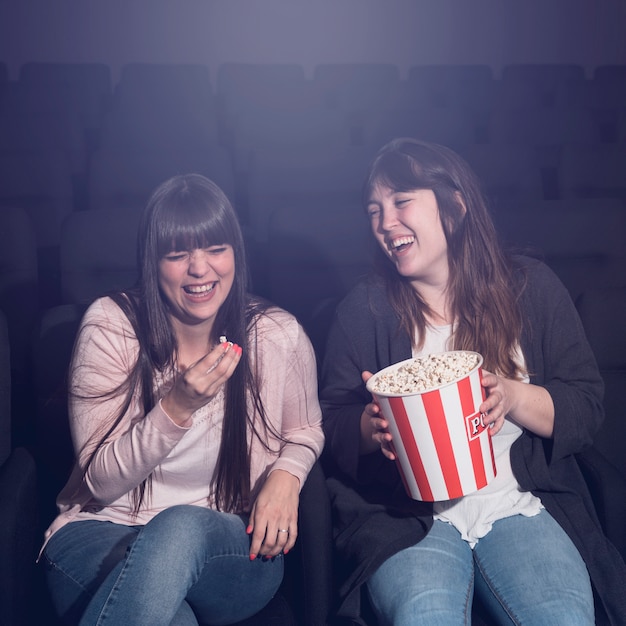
[42,505,284,626]
[367,510,594,626]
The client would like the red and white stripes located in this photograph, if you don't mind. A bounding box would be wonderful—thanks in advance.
[376,365,496,502]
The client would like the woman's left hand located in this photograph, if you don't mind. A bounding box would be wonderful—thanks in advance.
[479,370,511,435]
[247,469,300,560]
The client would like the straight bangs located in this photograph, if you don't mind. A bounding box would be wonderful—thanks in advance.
[154,198,235,258]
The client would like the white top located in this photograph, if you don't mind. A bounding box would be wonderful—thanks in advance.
[416,325,543,548]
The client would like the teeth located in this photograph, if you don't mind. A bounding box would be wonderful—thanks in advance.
[390,236,415,249]
[185,283,215,294]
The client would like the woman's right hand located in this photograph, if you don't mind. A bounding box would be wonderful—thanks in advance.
[161,341,242,425]
[360,371,396,460]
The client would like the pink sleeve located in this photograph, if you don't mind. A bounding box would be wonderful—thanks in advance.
[258,313,325,487]
[69,299,192,505]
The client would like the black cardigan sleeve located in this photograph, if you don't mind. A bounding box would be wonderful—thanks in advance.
[320,278,413,485]
[516,257,605,462]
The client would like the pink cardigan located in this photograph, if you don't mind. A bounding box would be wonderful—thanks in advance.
[43,297,324,545]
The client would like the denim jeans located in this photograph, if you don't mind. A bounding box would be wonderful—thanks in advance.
[42,505,284,626]
[367,510,594,626]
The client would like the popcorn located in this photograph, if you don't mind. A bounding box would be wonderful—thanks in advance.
[370,351,480,395]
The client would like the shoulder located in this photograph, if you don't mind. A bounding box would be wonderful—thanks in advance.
[512,254,561,284]
[334,275,397,334]
[511,255,571,308]
[250,305,310,352]
[336,275,388,316]
[250,305,320,376]
[81,296,129,327]
[78,295,137,347]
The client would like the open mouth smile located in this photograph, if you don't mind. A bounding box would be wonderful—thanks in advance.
[183,282,217,295]
[388,236,415,253]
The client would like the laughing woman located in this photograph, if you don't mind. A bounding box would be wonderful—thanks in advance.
[40,174,324,625]
[320,138,626,625]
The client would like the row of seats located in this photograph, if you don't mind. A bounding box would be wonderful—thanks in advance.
[3,62,626,149]
[3,136,624,265]
[2,63,626,300]
[2,62,626,224]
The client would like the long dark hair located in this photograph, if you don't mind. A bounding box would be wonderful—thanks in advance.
[78,173,272,513]
[363,138,525,379]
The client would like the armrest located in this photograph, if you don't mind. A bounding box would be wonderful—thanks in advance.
[296,460,334,626]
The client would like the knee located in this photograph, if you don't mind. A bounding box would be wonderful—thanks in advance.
[149,505,224,535]
[151,504,212,530]
[142,506,246,557]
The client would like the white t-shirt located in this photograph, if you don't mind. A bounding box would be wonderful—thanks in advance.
[415,324,543,548]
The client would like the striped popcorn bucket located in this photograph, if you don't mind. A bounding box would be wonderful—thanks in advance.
[366,352,496,501]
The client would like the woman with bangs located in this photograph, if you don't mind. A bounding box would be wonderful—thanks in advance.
[320,138,626,625]
[41,173,324,625]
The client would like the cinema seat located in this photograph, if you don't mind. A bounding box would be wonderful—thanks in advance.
[0,206,40,445]
[459,143,545,210]
[557,143,626,200]
[216,62,308,153]
[266,200,372,364]
[313,63,401,113]
[0,151,75,252]
[493,197,626,302]
[106,63,218,153]
[0,309,38,626]
[87,145,236,213]
[497,64,586,110]
[245,144,373,245]
[358,106,479,152]
[586,65,626,143]
[58,208,140,305]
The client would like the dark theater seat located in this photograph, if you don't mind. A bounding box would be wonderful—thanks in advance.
[0,309,38,626]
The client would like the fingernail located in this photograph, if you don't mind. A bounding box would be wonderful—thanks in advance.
[249,553,256,561]
[246,525,253,534]
[283,549,289,555]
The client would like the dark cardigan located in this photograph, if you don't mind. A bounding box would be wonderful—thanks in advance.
[320,256,626,624]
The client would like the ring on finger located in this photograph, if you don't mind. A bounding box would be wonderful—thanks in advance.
[278,529,289,533]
